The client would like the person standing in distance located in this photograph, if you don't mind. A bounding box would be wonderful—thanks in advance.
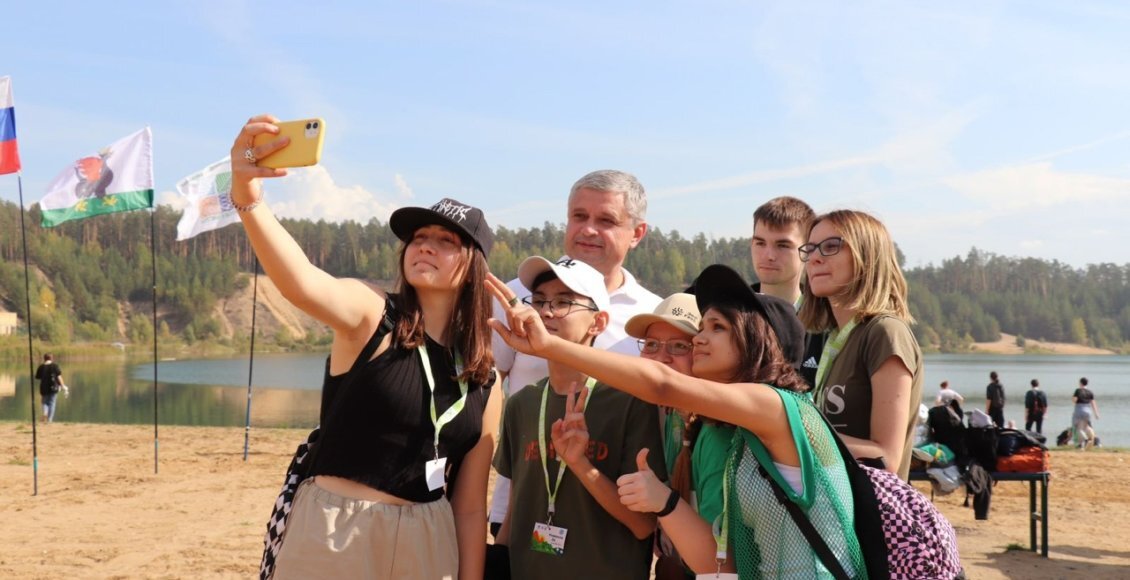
[750,196,821,387]
[1072,377,1100,449]
[1024,379,1048,434]
[488,170,662,536]
[35,353,63,423]
[985,371,1006,428]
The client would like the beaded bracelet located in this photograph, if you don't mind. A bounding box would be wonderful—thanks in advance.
[230,193,263,213]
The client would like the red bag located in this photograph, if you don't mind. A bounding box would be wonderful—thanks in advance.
[995,446,1049,473]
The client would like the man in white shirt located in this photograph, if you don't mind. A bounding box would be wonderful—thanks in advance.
[488,169,662,535]
[936,380,965,407]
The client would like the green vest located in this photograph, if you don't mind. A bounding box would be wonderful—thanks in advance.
[727,389,866,579]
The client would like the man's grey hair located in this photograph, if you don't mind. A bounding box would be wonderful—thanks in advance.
[569,170,647,225]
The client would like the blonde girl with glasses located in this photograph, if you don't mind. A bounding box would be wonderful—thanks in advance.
[798,209,924,480]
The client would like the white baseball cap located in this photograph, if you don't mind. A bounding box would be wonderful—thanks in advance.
[518,255,611,312]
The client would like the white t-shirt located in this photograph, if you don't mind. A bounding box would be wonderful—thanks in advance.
[488,268,661,524]
[936,388,964,406]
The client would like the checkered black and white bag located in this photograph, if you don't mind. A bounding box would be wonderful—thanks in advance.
[259,426,319,580]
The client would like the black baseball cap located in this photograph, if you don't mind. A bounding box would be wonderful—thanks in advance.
[389,197,494,257]
[691,264,806,369]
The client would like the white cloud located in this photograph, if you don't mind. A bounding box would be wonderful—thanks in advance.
[157,189,185,210]
[267,166,399,223]
[393,174,414,200]
[944,162,1130,210]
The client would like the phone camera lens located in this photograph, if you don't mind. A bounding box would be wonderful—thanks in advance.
[306,122,312,130]
[312,122,319,129]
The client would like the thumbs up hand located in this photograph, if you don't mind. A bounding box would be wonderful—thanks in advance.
[616,448,673,513]
[635,448,652,473]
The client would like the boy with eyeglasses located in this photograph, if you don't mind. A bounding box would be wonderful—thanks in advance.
[493,256,666,580]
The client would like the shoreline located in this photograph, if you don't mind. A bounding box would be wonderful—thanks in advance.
[969,332,1117,356]
[4,422,1130,578]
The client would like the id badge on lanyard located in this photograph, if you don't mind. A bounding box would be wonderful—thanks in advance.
[531,377,597,556]
[418,345,469,492]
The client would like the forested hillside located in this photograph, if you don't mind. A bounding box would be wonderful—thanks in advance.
[1,200,1127,352]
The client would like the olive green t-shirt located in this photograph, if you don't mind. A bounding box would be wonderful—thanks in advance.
[493,378,666,580]
[818,315,924,479]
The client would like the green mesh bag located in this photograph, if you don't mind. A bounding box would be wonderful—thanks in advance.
[725,390,866,579]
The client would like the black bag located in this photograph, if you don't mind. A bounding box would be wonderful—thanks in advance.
[965,427,999,472]
[928,405,968,467]
[996,428,1046,457]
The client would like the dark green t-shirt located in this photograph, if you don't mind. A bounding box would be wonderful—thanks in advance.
[493,378,666,580]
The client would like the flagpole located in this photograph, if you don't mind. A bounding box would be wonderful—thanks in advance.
[16,173,39,495]
[150,207,159,474]
[243,258,259,461]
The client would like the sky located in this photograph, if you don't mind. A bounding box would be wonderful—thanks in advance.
[3,0,1129,269]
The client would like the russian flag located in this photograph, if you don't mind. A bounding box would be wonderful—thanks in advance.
[0,76,21,175]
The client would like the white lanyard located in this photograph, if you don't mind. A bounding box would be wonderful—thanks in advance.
[813,317,858,408]
[538,376,597,523]
[418,345,469,459]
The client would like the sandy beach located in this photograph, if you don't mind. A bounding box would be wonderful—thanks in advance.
[3,421,1128,579]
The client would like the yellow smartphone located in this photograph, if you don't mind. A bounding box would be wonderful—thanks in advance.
[253,118,325,168]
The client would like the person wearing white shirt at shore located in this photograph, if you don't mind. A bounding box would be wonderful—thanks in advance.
[488,169,662,536]
[935,380,964,408]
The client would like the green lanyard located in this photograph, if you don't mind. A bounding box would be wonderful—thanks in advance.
[538,376,598,523]
[713,447,733,574]
[418,345,469,459]
[813,317,858,408]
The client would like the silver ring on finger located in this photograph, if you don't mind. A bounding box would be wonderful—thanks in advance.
[507,296,519,307]
[244,147,258,165]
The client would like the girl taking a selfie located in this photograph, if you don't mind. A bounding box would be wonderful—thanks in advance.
[232,114,501,579]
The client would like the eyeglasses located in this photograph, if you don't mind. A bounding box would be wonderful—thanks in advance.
[799,237,845,262]
[522,296,598,316]
[637,338,694,356]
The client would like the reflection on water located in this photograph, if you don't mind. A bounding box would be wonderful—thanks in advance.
[2,353,1128,443]
[0,372,13,398]
[0,357,321,428]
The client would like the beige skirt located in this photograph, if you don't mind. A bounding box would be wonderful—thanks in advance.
[273,479,459,580]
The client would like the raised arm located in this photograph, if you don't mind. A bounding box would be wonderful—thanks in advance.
[486,274,793,458]
[230,114,384,338]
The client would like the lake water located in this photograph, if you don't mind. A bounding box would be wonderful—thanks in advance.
[2,352,1128,445]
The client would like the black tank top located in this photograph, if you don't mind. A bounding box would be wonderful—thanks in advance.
[310,298,494,502]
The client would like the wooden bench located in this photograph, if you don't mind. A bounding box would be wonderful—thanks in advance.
[909,470,1050,557]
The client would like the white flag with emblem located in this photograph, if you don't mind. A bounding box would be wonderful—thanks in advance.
[174,157,239,241]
